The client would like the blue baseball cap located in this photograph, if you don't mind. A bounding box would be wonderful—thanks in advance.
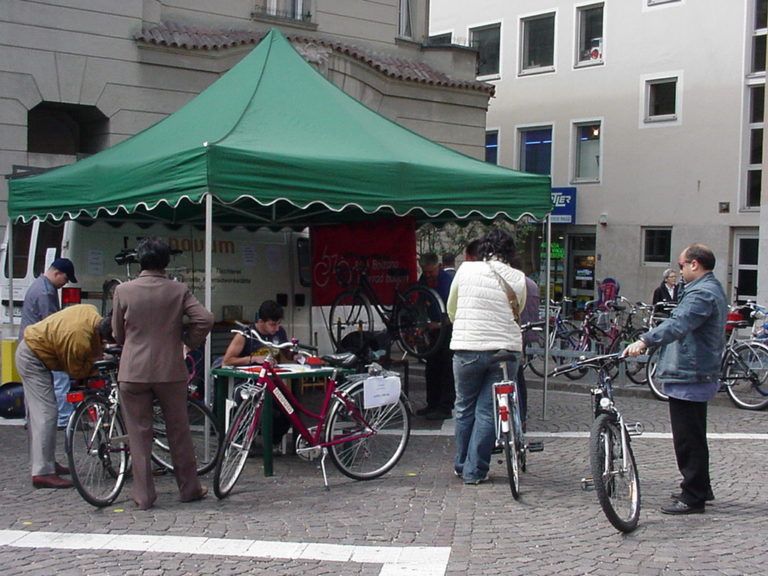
[51,258,77,283]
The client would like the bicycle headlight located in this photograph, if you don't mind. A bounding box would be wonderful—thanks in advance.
[599,397,613,410]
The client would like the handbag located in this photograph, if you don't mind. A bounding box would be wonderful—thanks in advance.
[487,262,521,322]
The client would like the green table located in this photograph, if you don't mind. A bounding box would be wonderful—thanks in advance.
[211,365,338,476]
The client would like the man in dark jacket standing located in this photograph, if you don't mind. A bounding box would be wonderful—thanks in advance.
[623,244,727,515]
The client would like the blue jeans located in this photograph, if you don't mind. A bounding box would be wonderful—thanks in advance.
[53,371,72,427]
[453,350,519,482]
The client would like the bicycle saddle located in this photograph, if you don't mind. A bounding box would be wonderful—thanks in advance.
[490,350,519,363]
[321,352,359,369]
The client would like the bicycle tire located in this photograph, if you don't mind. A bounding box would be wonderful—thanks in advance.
[325,381,410,480]
[151,398,223,475]
[328,290,374,353]
[528,321,578,377]
[560,330,590,380]
[589,413,641,533]
[625,329,649,385]
[525,328,548,377]
[65,395,128,507]
[724,341,768,410]
[392,285,448,360]
[502,429,520,499]
[213,395,261,499]
[645,346,669,401]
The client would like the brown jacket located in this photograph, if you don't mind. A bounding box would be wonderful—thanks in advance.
[23,304,103,378]
[112,271,213,383]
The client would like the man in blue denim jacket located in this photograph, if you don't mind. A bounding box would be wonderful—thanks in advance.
[623,244,727,515]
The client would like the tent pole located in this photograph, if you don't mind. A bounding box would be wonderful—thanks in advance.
[204,194,213,409]
[7,220,13,336]
[542,213,552,420]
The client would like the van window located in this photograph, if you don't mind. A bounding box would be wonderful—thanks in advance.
[34,222,65,276]
[5,222,33,278]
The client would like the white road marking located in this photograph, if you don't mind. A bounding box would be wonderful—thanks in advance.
[0,529,451,576]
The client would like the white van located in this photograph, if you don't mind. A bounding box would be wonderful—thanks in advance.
[0,220,315,379]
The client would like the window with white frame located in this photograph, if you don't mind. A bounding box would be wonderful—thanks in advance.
[576,4,604,65]
[485,131,499,164]
[746,84,764,208]
[752,0,767,73]
[645,77,678,122]
[573,122,601,182]
[643,228,672,263]
[518,126,552,175]
[471,24,501,77]
[521,13,555,73]
[257,0,307,21]
[399,0,413,38]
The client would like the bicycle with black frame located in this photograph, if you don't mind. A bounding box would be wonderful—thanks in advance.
[549,353,643,533]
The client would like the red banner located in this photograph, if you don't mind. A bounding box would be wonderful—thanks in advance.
[311,217,417,306]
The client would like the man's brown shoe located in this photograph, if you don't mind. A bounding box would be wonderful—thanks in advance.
[54,462,70,476]
[32,474,73,489]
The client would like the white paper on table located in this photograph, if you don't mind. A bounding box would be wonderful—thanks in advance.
[363,376,401,409]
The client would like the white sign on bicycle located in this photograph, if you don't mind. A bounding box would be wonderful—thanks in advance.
[363,376,401,409]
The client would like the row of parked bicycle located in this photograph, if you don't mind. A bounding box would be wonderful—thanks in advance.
[525,297,768,410]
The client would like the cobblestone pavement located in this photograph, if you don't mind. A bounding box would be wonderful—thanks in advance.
[1,372,767,575]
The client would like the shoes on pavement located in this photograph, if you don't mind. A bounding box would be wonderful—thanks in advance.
[671,491,714,502]
[182,486,208,503]
[415,406,434,417]
[660,500,705,515]
[54,462,70,476]
[32,474,73,489]
[463,474,491,485]
[426,409,452,421]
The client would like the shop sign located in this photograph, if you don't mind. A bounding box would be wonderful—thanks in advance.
[550,187,576,224]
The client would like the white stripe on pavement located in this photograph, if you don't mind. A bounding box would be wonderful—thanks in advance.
[412,427,768,440]
[0,529,451,576]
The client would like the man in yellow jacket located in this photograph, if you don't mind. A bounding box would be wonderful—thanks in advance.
[16,304,112,489]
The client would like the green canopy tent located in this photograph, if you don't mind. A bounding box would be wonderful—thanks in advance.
[8,28,554,410]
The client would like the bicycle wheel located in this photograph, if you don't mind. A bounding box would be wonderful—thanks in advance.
[526,328,548,377]
[65,396,128,507]
[645,346,669,401]
[392,285,448,360]
[559,330,589,380]
[325,381,410,480]
[502,428,520,499]
[213,395,261,499]
[589,413,641,533]
[151,398,223,475]
[328,290,374,353]
[725,341,768,410]
[625,329,649,385]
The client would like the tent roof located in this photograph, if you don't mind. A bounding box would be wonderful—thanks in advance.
[9,29,551,227]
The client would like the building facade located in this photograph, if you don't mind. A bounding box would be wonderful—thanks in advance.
[0,0,491,230]
[431,0,766,307]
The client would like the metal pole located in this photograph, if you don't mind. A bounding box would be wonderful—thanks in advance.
[542,213,552,420]
[204,194,213,408]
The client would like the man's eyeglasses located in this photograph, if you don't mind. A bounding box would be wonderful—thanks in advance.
[678,260,692,270]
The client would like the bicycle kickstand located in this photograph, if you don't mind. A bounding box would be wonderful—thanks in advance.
[320,447,330,491]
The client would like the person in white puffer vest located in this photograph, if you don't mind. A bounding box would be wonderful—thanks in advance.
[446,229,526,485]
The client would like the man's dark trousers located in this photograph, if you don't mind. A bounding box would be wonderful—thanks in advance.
[668,396,711,507]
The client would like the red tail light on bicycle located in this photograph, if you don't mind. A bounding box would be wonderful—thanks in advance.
[67,391,84,403]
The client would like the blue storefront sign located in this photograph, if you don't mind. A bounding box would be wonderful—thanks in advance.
[550,187,576,224]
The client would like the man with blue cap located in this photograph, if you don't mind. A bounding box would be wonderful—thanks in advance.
[19,257,78,430]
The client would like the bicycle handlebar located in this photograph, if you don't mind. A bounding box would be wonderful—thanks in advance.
[547,352,625,378]
[232,321,318,355]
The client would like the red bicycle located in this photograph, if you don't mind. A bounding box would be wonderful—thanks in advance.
[213,323,411,498]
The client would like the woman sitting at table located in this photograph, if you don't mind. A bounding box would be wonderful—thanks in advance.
[222,300,291,367]
[222,299,291,448]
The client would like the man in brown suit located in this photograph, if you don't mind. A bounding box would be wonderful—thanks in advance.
[112,237,213,510]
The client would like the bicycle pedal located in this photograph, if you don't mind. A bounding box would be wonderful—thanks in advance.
[626,422,644,436]
[526,441,544,452]
[581,477,595,491]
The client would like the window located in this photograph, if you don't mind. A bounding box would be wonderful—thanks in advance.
[746,84,764,208]
[485,131,499,164]
[253,0,309,22]
[574,122,601,181]
[752,0,767,73]
[647,0,681,5]
[429,33,452,45]
[399,0,413,38]
[643,229,672,263]
[521,13,555,73]
[27,102,108,155]
[576,4,603,65]
[471,24,501,77]
[519,127,552,175]
[645,77,678,122]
